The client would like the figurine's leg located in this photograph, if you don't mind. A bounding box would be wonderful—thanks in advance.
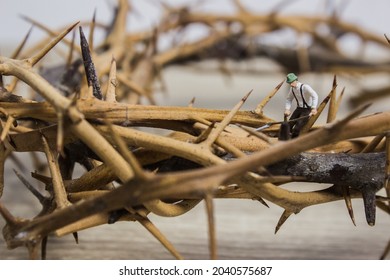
[291,108,311,138]
[288,108,301,138]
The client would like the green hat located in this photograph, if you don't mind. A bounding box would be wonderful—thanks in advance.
[286,73,298,83]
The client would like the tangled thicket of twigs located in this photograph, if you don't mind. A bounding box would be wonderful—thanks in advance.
[1,0,390,260]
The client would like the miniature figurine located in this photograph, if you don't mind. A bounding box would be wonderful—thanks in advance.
[284,73,318,138]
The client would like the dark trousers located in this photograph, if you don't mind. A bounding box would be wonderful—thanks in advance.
[289,107,311,138]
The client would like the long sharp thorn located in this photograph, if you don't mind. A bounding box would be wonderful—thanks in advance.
[205,193,217,260]
[66,29,76,68]
[57,112,64,156]
[254,81,284,115]
[335,86,345,114]
[11,25,33,59]
[327,75,338,123]
[361,133,385,153]
[301,84,336,134]
[0,120,4,196]
[5,24,32,91]
[79,26,102,100]
[323,103,371,139]
[20,16,80,50]
[28,21,79,66]
[188,97,196,108]
[107,122,146,179]
[9,153,27,172]
[41,135,70,209]
[242,89,252,102]
[204,90,252,146]
[341,185,356,226]
[233,0,249,14]
[116,72,149,97]
[0,116,15,143]
[270,0,299,17]
[195,122,215,144]
[385,34,390,45]
[20,15,56,36]
[238,124,272,145]
[5,78,18,93]
[136,214,184,260]
[380,239,390,260]
[275,210,293,234]
[361,190,376,226]
[0,202,18,226]
[105,56,117,102]
[336,103,371,128]
[105,0,129,45]
[384,132,390,208]
[376,200,390,215]
[13,169,46,204]
[27,242,41,260]
[41,236,48,260]
[256,196,269,208]
[72,232,79,244]
[89,9,97,53]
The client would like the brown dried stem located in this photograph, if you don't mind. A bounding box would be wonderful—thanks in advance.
[1,1,390,260]
[41,135,70,209]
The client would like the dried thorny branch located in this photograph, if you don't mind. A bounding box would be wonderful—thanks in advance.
[0,0,390,260]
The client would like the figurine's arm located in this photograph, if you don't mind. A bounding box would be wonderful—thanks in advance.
[284,90,294,116]
[304,84,318,115]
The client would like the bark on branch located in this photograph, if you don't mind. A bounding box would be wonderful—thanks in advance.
[266,152,385,225]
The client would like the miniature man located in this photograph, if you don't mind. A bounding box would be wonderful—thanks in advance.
[284,73,318,138]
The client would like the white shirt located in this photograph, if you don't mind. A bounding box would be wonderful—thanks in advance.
[285,82,318,110]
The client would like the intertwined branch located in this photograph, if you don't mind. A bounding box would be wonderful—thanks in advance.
[0,0,390,260]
